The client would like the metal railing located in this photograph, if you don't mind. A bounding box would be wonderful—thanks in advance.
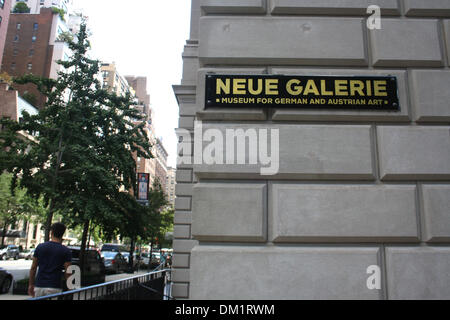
[29,268,173,301]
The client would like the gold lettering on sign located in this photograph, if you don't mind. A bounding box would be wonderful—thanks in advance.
[216,78,230,95]
[215,77,391,98]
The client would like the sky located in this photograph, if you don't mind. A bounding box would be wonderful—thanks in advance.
[75,0,192,168]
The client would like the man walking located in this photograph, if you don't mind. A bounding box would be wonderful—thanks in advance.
[28,222,72,298]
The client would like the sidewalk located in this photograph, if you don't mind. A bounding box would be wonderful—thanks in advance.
[0,269,154,300]
[0,293,28,300]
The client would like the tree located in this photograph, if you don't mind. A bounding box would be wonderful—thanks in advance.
[56,31,74,43]
[13,2,31,13]
[0,173,46,246]
[157,207,174,249]
[0,23,153,270]
[0,173,23,246]
[51,7,66,21]
[142,180,172,268]
[0,72,13,85]
[114,179,169,271]
[21,91,37,106]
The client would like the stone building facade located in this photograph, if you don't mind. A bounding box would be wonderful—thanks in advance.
[172,0,450,299]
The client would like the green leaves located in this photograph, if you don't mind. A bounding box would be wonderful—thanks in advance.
[1,23,155,246]
[12,2,30,13]
[0,173,47,246]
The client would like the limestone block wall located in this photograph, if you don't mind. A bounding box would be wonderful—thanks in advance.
[172,0,450,299]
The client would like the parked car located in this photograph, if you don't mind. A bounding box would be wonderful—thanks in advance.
[19,249,35,260]
[154,253,162,265]
[121,252,140,270]
[100,251,128,274]
[0,268,13,294]
[139,253,150,267]
[0,245,20,260]
[100,244,129,253]
[67,247,106,287]
[139,251,162,268]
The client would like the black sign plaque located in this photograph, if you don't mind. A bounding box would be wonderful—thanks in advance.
[205,74,400,111]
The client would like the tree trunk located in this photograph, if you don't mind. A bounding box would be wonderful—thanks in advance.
[45,133,65,242]
[128,237,135,273]
[25,219,30,249]
[87,225,93,250]
[79,219,90,274]
[149,238,154,271]
[1,222,7,247]
[43,203,54,242]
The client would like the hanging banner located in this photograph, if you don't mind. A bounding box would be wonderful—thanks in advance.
[137,173,150,202]
[205,74,400,110]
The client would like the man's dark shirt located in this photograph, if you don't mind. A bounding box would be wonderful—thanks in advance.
[34,241,72,289]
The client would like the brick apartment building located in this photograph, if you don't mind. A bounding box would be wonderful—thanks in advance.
[1,7,70,108]
[0,82,38,121]
[125,76,151,111]
[125,75,170,194]
[101,62,132,98]
[0,0,12,68]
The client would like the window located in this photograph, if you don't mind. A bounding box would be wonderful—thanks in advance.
[32,225,37,240]
[11,62,16,70]
[0,0,4,9]
[13,35,19,42]
[0,16,2,27]
[13,49,19,56]
[33,23,38,31]
[31,35,37,42]
[29,49,34,57]
[17,23,21,30]
[27,63,32,71]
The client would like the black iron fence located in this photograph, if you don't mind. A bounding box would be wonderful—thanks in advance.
[29,269,173,301]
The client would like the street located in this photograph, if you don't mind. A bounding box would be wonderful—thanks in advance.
[0,259,32,300]
[0,259,155,300]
